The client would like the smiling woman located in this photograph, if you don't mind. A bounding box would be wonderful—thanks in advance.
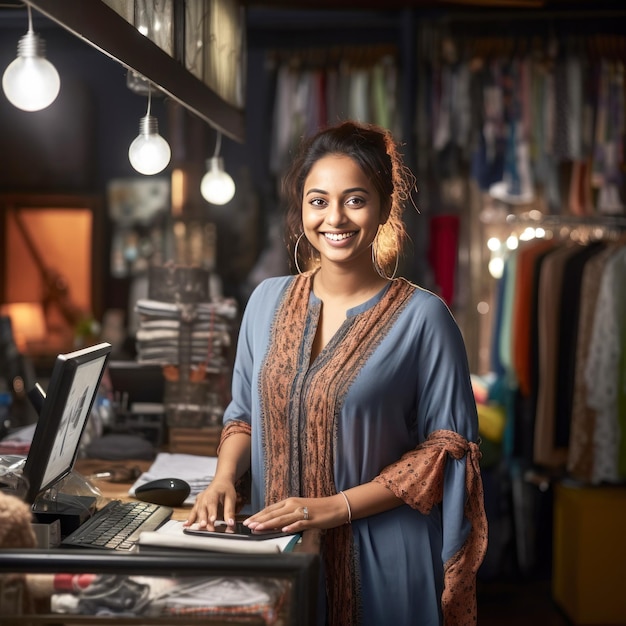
[186,120,487,626]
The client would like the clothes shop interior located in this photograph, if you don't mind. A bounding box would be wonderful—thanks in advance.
[0,0,625,624]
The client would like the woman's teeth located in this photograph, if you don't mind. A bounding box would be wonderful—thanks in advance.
[324,232,356,241]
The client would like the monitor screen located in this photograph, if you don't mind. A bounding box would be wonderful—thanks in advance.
[22,342,112,504]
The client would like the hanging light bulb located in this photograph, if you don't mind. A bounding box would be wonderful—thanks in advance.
[201,157,236,205]
[128,83,171,176]
[200,131,235,205]
[2,4,60,112]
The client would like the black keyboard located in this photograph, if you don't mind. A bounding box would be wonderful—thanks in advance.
[61,499,173,551]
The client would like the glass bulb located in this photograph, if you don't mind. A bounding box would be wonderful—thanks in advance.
[200,157,236,205]
[2,31,60,111]
[128,114,171,176]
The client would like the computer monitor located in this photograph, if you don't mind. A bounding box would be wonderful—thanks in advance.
[22,342,112,504]
[106,360,165,408]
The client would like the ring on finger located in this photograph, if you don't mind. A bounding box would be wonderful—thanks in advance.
[302,506,309,521]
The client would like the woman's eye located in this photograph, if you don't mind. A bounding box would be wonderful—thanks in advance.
[346,196,365,207]
[309,198,326,207]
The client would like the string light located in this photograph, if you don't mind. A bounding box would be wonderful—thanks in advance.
[2,4,60,111]
[128,83,171,176]
[200,131,235,205]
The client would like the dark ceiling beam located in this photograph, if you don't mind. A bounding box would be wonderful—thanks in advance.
[25,0,246,143]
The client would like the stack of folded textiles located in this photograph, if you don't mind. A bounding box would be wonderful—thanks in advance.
[134,299,238,372]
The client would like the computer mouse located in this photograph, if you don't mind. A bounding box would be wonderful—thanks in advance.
[134,478,191,507]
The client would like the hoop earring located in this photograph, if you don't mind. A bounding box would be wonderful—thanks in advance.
[371,241,399,280]
[294,233,305,274]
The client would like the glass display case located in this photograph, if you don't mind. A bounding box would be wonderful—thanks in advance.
[0,547,319,625]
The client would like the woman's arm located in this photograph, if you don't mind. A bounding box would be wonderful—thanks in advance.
[243,481,403,533]
[184,432,251,528]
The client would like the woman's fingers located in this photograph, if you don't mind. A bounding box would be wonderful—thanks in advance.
[243,494,350,531]
[184,480,237,529]
[244,498,309,531]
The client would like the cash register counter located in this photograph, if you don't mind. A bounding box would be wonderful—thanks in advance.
[0,459,320,626]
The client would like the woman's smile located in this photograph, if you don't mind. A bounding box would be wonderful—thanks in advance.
[323,231,358,243]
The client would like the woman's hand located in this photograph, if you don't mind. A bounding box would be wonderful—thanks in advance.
[184,476,238,529]
[243,494,350,533]
[184,430,251,530]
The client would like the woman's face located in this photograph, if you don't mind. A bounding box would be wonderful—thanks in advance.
[302,154,382,270]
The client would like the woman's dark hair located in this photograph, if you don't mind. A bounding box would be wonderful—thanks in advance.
[282,120,415,275]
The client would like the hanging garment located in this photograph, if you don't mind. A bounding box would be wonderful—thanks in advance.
[553,241,607,448]
[511,238,556,398]
[534,244,580,468]
[428,214,460,306]
[568,244,621,482]
[585,245,626,484]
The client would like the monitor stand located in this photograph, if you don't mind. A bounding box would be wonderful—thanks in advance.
[27,382,46,416]
[32,488,97,538]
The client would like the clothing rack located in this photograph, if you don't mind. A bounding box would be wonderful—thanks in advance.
[266,44,398,69]
[417,10,626,62]
[503,212,626,240]
[432,8,626,29]
[505,212,626,225]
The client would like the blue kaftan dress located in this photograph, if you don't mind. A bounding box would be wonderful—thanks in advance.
[222,274,481,626]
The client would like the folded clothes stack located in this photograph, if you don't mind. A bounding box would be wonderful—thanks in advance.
[134,299,237,372]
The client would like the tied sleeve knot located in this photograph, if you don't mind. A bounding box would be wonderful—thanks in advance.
[373,429,481,515]
[372,429,488,626]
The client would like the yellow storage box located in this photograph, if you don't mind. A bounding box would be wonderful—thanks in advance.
[552,483,626,625]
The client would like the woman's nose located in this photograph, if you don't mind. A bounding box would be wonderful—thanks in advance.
[325,202,346,226]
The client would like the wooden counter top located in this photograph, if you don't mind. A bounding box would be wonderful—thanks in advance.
[73,457,322,554]
[75,457,190,520]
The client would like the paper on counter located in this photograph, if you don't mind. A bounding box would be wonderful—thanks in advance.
[138,520,300,554]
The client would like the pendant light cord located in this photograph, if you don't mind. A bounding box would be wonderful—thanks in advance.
[213,131,222,158]
[146,82,152,116]
[26,3,33,32]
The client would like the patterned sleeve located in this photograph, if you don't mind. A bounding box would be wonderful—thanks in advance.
[217,419,252,454]
[217,420,252,511]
